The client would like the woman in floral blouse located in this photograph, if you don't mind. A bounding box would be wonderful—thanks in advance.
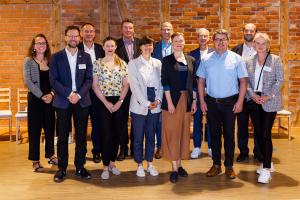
[93,36,129,180]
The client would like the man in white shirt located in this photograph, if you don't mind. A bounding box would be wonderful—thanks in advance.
[231,23,263,163]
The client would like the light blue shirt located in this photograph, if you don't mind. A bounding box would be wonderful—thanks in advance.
[196,50,248,98]
[162,40,172,58]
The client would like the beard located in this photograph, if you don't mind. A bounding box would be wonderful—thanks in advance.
[244,34,254,42]
[67,41,78,48]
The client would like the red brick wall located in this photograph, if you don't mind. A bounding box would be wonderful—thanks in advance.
[0,0,299,127]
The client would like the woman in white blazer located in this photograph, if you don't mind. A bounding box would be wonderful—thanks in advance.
[245,33,284,184]
[128,36,163,177]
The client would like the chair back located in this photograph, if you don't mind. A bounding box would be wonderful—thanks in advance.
[17,88,28,112]
[0,88,11,111]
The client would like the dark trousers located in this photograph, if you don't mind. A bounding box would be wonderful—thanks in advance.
[206,95,237,168]
[56,103,89,170]
[131,111,160,164]
[155,113,162,148]
[89,90,101,155]
[250,105,276,168]
[28,93,55,161]
[119,91,134,154]
[237,100,261,156]
[95,96,124,166]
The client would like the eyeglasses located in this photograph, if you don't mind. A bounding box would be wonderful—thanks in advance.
[35,42,47,46]
[214,38,228,43]
[66,35,79,38]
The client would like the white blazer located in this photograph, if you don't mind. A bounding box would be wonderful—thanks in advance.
[128,55,163,115]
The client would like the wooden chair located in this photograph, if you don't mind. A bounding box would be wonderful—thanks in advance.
[15,88,28,144]
[0,88,12,141]
[276,109,292,141]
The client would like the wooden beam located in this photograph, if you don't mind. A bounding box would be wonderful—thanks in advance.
[220,0,229,30]
[160,0,170,22]
[51,0,61,52]
[288,53,300,60]
[280,0,289,109]
[99,0,109,42]
[0,0,51,4]
[117,0,129,20]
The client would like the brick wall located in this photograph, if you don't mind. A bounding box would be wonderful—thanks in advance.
[0,0,299,127]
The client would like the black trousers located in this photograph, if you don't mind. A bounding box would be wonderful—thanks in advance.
[89,90,101,155]
[250,104,276,168]
[119,90,134,154]
[28,93,55,161]
[56,103,89,170]
[95,96,124,166]
[237,100,261,156]
[206,95,237,168]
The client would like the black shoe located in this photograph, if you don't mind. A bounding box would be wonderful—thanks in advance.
[254,154,264,162]
[117,149,127,161]
[54,169,66,183]
[93,154,101,163]
[76,168,91,179]
[169,171,178,183]
[236,154,249,162]
[178,167,188,177]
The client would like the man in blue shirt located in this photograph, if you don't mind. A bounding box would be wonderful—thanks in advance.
[197,29,248,179]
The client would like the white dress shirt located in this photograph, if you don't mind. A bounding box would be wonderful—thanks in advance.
[254,60,264,92]
[242,43,256,60]
[140,56,157,87]
[83,43,96,63]
[65,48,78,92]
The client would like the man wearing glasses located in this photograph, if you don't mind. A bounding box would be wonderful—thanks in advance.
[197,29,248,179]
[50,25,93,182]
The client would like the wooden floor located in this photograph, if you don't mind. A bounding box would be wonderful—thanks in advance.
[0,130,300,200]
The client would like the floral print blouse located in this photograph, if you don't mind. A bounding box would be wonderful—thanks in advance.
[93,58,128,96]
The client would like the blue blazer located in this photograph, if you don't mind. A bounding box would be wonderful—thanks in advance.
[189,47,214,71]
[152,40,163,61]
[49,49,93,109]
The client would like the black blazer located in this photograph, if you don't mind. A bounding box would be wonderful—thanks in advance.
[161,53,196,112]
[115,37,141,64]
[231,43,243,56]
[78,42,105,60]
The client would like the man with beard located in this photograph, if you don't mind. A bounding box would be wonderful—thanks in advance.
[197,29,248,179]
[78,23,105,164]
[232,23,263,163]
[50,25,93,182]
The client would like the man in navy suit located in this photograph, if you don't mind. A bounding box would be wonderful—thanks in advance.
[78,23,104,164]
[152,21,173,159]
[189,28,214,159]
[115,18,141,160]
[50,25,93,182]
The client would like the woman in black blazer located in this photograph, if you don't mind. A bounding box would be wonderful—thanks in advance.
[23,34,57,171]
[161,32,197,183]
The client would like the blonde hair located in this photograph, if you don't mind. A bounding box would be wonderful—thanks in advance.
[253,32,271,51]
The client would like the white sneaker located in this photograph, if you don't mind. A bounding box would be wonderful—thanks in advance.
[208,148,212,157]
[109,166,121,175]
[256,162,275,174]
[101,170,110,180]
[190,148,201,159]
[136,166,145,177]
[147,165,159,176]
[258,168,272,184]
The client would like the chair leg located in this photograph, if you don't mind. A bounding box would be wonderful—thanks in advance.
[16,119,19,144]
[277,117,281,137]
[9,118,12,142]
[288,116,291,141]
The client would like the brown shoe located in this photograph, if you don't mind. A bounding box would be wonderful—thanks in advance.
[206,165,222,177]
[225,168,236,179]
[154,148,162,159]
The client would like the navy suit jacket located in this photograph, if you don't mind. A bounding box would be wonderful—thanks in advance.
[189,47,214,71]
[152,40,163,61]
[49,49,93,109]
[115,37,141,64]
[78,42,105,61]
[231,43,243,56]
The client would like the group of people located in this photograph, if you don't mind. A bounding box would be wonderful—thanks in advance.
[23,19,283,185]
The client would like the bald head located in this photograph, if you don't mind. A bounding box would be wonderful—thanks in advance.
[243,23,256,42]
[161,22,173,42]
[196,28,210,50]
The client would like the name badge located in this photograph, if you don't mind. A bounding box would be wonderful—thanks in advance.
[78,64,86,69]
[263,66,272,72]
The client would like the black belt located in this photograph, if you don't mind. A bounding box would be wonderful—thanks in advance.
[207,94,238,103]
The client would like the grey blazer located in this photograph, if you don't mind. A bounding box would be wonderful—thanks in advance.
[128,55,163,115]
[23,57,44,98]
[246,54,284,112]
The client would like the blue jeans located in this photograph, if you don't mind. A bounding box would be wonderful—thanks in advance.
[131,111,160,163]
[155,113,162,148]
[193,100,211,149]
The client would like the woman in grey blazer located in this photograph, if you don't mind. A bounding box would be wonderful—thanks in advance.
[23,34,57,172]
[128,36,163,177]
[245,33,284,184]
